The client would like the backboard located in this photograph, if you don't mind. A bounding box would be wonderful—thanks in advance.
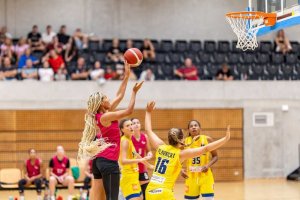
[250,0,300,36]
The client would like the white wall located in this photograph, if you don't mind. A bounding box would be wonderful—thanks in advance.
[0,0,6,27]
[1,81,300,178]
[2,0,249,40]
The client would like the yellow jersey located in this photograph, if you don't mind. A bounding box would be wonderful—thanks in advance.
[185,135,212,176]
[119,136,139,174]
[147,144,181,190]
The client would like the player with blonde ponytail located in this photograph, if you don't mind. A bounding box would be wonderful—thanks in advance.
[78,62,144,200]
[144,101,231,200]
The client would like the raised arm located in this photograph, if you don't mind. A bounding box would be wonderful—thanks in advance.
[100,82,143,126]
[200,136,218,173]
[180,126,230,162]
[109,62,131,111]
[145,101,165,150]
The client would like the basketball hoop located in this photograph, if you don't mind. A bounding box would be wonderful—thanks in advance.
[226,12,277,51]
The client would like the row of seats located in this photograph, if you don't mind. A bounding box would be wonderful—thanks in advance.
[0,158,86,189]
[86,40,300,54]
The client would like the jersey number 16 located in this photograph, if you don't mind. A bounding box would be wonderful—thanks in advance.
[154,157,169,174]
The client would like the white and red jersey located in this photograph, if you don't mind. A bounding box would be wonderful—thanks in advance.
[131,133,148,173]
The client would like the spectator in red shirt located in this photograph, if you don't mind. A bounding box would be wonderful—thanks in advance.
[43,49,67,80]
[49,146,74,200]
[18,148,43,200]
[174,58,199,80]
[104,66,117,80]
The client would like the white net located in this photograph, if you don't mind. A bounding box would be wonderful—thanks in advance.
[226,12,264,51]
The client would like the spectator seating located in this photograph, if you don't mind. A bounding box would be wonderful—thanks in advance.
[0,168,21,189]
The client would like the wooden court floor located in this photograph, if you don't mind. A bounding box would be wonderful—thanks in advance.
[1,179,300,200]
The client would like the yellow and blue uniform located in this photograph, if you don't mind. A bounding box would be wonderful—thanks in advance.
[184,135,215,199]
[146,145,181,200]
[119,136,141,200]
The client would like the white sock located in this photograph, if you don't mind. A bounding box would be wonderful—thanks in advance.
[50,196,55,200]
[67,195,73,200]
[20,196,25,200]
[37,195,42,200]
[82,192,87,198]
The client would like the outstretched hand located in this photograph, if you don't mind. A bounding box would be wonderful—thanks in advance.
[226,125,231,141]
[146,101,156,112]
[133,81,144,93]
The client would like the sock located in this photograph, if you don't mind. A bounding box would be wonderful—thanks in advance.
[82,192,87,199]
[67,195,73,200]
[20,196,25,200]
[50,196,55,200]
[37,195,42,200]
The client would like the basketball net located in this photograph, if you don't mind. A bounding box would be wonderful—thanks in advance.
[226,12,276,51]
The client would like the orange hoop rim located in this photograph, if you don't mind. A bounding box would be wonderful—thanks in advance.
[226,11,277,20]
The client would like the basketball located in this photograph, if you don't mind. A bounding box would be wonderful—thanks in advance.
[124,48,143,67]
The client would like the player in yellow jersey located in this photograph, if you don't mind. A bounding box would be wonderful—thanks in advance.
[119,119,153,200]
[144,101,231,200]
[183,120,218,200]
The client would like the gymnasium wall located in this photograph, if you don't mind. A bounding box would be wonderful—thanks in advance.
[0,0,5,26]
[0,109,243,182]
[1,81,300,179]
[2,0,247,40]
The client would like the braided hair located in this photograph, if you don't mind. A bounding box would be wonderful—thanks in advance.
[78,92,113,160]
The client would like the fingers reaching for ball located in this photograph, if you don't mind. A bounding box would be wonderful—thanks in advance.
[133,81,144,93]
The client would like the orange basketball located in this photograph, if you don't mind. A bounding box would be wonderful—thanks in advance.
[124,48,143,67]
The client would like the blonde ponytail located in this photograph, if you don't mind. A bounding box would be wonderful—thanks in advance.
[78,92,113,160]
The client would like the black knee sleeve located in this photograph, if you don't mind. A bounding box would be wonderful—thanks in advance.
[18,179,27,193]
[83,177,91,190]
[141,183,148,200]
[102,173,120,200]
[34,179,42,193]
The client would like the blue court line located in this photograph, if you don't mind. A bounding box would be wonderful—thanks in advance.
[257,15,300,36]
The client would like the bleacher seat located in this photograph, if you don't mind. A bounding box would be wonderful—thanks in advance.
[175,40,188,52]
[93,52,106,63]
[0,168,21,189]
[218,41,230,53]
[272,53,284,64]
[102,39,112,51]
[204,41,216,53]
[250,64,264,80]
[266,64,279,80]
[151,40,160,51]
[160,40,173,52]
[228,52,240,65]
[257,53,270,64]
[161,64,174,80]
[88,40,100,52]
[119,40,127,52]
[155,53,167,63]
[260,41,273,53]
[281,64,293,80]
[133,40,144,49]
[242,52,256,64]
[286,53,298,64]
[189,40,202,52]
[232,41,241,53]
[199,52,211,64]
[212,53,226,64]
[168,52,183,65]
[290,41,300,53]
[206,63,219,79]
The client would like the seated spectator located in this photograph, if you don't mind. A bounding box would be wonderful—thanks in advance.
[70,57,90,80]
[21,59,38,80]
[73,28,88,50]
[82,160,93,199]
[18,48,39,69]
[42,25,56,45]
[49,146,74,200]
[174,58,199,80]
[43,49,67,80]
[15,37,30,59]
[126,39,134,49]
[115,63,125,80]
[139,68,155,81]
[216,63,234,81]
[64,43,77,64]
[0,37,15,62]
[0,57,17,80]
[39,61,54,81]
[27,25,45,52]
[275,29,292,54]
[57,25,71,49]
[18,148,43,200]
[0,26,12,43]
[104,66,117,80]
[142,39,155,61]
[90,61,105,81]
[107,38,123,63]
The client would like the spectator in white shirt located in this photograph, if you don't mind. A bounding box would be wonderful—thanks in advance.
[21,59,38,80]
[38,61,54,81]
[90,61,105,81]
[139,68,155,81]
[42,25,56,45]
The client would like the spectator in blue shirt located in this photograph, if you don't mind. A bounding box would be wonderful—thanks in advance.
[18,48,39,69]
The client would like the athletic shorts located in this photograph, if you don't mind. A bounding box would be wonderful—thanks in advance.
[146,187,175,200]
[92,157,120,179]
[120,173,142,200]
[184,170,214,199]
[139,172,150,181]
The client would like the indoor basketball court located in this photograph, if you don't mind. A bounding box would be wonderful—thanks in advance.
[1,0,300,200]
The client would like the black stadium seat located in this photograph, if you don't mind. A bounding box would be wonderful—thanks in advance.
[199,52,211,64]
[151,40,160,51]
[285,53,298,64]
[272,53,284,64]
[88,40,100,52]
[102,39,112,51]
[189,40,202,52]
[133,40,143,49]
[260,41,273,53]
[160,40,173,52]
[175,40,188,52]
[204,41,216,53]
[212,53,226,64]
[155,52,167,63]
[168,52,183,65]
[119,40,127,52]
[218,41,230,53]
[257,53,270,64]
[290,41,300,53]
[93,52,106,63]
[227,52,240,65]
